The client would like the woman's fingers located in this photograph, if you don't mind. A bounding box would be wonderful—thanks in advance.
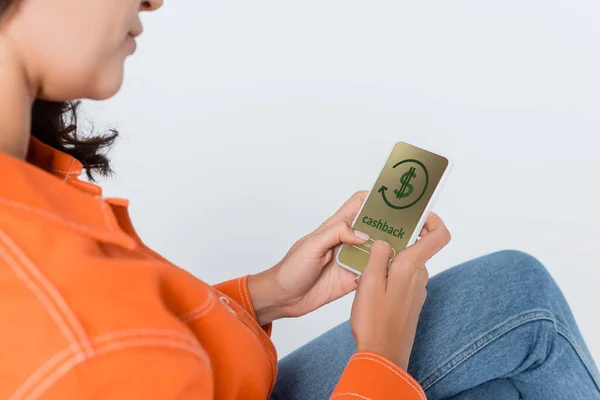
[359,240,393,289]
[315,190,369,233]
[308,220,370,255]
[411,212,451,259]
[350,213,450,370]
[394,212,451,270]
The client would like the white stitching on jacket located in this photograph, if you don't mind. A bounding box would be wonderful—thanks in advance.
[0,230,89,360]
[351,355,425,400]
[25,338,210,400]
[10,330,209,400]
[330,393,372,400]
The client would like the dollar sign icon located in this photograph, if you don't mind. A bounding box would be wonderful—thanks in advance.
[394,167,416,199]
[378,159,429,210]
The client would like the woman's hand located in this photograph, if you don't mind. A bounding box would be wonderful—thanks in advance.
[350,212,451,370]
[248,190,372,325]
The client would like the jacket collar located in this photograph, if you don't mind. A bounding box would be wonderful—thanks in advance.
[0,136,136,249]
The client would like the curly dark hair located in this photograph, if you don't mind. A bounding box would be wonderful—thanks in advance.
[1,1,118,181]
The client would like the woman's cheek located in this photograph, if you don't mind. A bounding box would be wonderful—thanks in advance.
[36,35,127,101]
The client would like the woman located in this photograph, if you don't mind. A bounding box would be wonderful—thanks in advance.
[0,0,598,399]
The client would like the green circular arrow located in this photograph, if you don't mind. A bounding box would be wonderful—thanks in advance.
[378,159,429,210]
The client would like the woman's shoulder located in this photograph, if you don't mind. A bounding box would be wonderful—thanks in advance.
[0,189,213,399]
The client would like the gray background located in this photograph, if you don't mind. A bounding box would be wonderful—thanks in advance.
[84,0,600,361]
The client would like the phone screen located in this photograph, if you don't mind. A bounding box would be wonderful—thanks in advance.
[337,142,449,273]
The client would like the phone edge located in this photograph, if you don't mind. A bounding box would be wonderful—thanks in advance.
[336,144,453,275]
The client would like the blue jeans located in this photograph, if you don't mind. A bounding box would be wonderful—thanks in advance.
[270,250,600,399]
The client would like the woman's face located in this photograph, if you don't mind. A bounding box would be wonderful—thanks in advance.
[3,0,163,101]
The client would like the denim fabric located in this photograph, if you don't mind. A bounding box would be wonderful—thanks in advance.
[270,250,600,399]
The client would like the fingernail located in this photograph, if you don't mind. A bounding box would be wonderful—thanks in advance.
[376,239,390,248]
[354,230,370,240]
[354,276,360,283]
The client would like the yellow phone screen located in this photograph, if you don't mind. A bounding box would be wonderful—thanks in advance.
[337,142,449,273]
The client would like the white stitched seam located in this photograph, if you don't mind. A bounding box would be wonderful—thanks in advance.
[358,351,421,383]
[62,159,75,183]
[0,197,114,239]
[179,292,215,322]
[179,292,214,320]
[0,229,93,357]
[354,354,423,396]
[0,234,85,364]
[330,393,372,400]
[213,284,276,392]
[229,286,277,384]
[359,351,406,370]
[24,338,210,400]
[242,276,254,316]
[10,330,207,400]
[182,299,217,323]
[9,347,77,400]
[351,356,425,400]
[50,167,81,175]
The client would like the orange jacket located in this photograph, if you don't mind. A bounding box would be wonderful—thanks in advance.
[0,136,426,399]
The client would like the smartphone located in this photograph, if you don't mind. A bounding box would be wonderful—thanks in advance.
[336,141,452,274]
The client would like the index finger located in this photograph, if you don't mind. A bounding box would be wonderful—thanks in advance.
[398,213,451,266]
[315,190,369,233]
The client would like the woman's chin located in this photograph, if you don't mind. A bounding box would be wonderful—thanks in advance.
[88,68,125,100]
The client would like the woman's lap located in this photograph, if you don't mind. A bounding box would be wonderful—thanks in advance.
[270,250,600,400]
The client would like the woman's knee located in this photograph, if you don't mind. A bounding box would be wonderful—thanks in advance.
[485,249,557,294]
[427,249,564,317]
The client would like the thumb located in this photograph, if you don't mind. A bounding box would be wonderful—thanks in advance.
[359,240,392,290]
[309,220,370,254]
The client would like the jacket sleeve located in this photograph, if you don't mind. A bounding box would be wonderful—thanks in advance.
[331,351,427,400]
[214,277,425,399]
[212,275,273,336]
